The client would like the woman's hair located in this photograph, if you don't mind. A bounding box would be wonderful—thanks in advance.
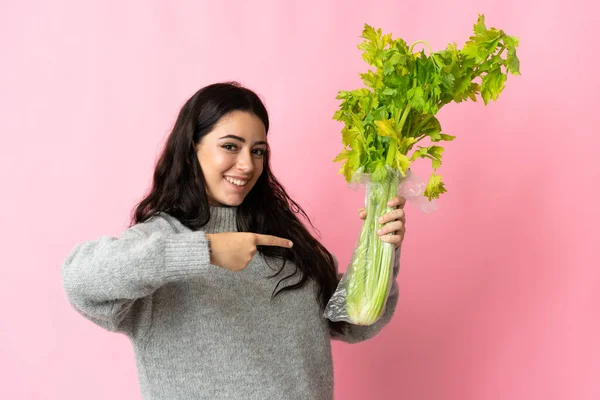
[131,81,345,335]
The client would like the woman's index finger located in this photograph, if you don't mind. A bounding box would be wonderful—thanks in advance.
[254,233,293,248]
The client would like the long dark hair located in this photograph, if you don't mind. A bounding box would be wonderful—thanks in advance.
[131,81,345,335]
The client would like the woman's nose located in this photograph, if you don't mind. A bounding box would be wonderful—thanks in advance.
[236,151,255,172]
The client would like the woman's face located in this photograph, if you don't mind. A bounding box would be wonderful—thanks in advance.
[195,110,267,207]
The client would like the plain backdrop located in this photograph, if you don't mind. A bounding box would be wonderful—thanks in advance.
[1,0,598,399]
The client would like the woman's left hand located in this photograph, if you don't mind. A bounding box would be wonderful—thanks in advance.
[358,196,406,249]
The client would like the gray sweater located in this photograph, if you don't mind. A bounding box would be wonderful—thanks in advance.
[61,205,400,400]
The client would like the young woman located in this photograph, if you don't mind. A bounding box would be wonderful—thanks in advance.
[61,81,407,400]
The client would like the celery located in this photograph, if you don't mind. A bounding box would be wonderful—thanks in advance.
[346,169,401,324]
[325,14,520,325]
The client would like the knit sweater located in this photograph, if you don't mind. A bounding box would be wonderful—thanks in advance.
[61,205,400,400]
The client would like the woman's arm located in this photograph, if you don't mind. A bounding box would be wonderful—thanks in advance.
[61,216,215,335]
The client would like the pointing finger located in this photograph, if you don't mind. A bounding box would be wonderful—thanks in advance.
[254,234,293,248]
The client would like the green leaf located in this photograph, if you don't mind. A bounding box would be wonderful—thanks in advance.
[333,109,344,121]
[474,14,487,35]
[409,147,427,162]
[506,46,521,76]
[504,35,519,47]
[481,68,507,104]
[342,160,354,182]
[336,90,352,100]
[428,145,444,160]
[374,118,397,138]
[424,173,447,200]
[407,87,426,111]
[399,136,417,152]
[419,115,442,138]
[452,74,475,103]
[409,145,444,163]
[462,14,505,64]
[360,24,380,45]
[428,131,442,141]
[360,70,382,89]
[394,151,411,172]
[341,125,360,146]
[440,133,456,141]
[333,150,350,163]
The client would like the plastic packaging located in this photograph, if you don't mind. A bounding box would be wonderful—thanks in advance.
[323,167,438,325]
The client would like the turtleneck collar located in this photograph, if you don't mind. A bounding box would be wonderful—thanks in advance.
[203,205,238,233]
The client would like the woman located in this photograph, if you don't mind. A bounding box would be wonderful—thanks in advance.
[61,81,407,400]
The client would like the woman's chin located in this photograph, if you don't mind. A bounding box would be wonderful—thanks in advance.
[215,195,245,207]
[209,182,253,206]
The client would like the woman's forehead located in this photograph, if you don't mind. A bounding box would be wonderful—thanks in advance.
[210,111,267,142]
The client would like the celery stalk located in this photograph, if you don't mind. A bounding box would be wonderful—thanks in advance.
[346,170,401,325]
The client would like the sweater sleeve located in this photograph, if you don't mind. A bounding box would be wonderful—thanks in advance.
[329,246,401,343]
[61,217,215,334]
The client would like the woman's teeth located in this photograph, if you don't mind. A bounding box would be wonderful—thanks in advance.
[224,177,248,187]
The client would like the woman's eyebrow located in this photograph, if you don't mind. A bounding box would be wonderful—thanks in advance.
[218,134,267,146]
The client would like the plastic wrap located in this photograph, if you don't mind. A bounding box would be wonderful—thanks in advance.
[324,167,438,325]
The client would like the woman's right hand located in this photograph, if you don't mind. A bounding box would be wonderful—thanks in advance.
[205,232,293,272]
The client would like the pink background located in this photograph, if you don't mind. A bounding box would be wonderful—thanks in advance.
[1,0,597,399]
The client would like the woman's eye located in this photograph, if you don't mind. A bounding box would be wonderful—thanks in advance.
[222,144,265,157]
